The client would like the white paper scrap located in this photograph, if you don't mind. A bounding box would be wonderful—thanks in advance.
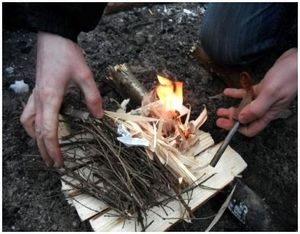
[183,9,197,17]
[9,80,29,94]
[117,124,131,137]
[117,136,149,147]
[5,66,15,74]
[117,124,149,147]
[120,98,130,111]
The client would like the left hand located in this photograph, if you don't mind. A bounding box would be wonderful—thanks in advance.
[216,48,297,137]
[20,32,103,167]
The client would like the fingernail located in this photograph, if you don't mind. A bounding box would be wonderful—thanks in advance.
[239,113,246,124]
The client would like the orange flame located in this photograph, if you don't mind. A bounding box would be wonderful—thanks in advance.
[156,75,183,112]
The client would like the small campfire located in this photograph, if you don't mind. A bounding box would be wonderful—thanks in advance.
[59,64,246,231]
[105,73,208,186]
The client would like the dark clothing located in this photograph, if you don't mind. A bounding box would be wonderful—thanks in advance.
[200,3,297,66]
[4,3,297,62]
[3,3,106,42]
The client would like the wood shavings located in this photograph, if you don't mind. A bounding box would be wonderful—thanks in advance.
[104,98,209,186]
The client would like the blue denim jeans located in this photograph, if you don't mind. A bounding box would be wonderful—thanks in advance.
[200,3,296,66]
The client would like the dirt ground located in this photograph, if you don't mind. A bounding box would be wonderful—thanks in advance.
[2,3,297,231]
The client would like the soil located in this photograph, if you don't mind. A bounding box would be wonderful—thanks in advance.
[2,3,297,231]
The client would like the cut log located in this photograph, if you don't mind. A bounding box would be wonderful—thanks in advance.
[106,64,147,107]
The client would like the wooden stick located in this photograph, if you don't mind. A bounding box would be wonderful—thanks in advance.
[106,64,147,107]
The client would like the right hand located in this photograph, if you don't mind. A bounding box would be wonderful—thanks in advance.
[20,31,103,167]
[216,48,297,137]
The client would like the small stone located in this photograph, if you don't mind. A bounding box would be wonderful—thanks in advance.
[147,34,155,43]
[183,9,197,17]
[9,80,29,94]
[51,224,58,231]
[200,7,206,14]
[135,31,146,45]
[72,221,79,228]
[5,66,14,74]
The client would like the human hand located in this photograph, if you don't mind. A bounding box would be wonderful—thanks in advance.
[216,48,297,137]
[20,31,103,167]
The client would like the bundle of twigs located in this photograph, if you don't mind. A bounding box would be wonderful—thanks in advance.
[59,114,197,229]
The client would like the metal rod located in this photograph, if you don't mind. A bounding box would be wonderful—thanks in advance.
[210,121,241,167]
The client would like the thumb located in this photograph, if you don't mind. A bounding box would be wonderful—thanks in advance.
[238,95,273,124]
[238,115,272,137]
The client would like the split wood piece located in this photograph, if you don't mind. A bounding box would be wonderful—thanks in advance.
[181,130,215,158]
[189,106,208,131]
[106,64,147,107]
[105,110,158,123]
[61,174,109,221]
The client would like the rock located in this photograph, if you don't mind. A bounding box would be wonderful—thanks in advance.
[9,80,29,94]
[183,9,197,17]
[135,31,146,45]
[147,34,155,43]
[51,224,58,231]
[72,221,79,228]
[5,66,14,74]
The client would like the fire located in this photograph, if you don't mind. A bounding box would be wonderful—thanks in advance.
[156,75,183,113]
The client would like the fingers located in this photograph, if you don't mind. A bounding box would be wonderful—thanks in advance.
[75,69,104,118]
[216,109,269,137]
[20,91,36,138]
[216,104,273,137]
[44,100,64,167]
[223,88,246,99]
[35,87,64,168]
[216,107,235,119]
[216,118,235,130]
[20,89,59,167]
[216,88,250,131]
[216,107,236,130]
[36,131,54,167]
